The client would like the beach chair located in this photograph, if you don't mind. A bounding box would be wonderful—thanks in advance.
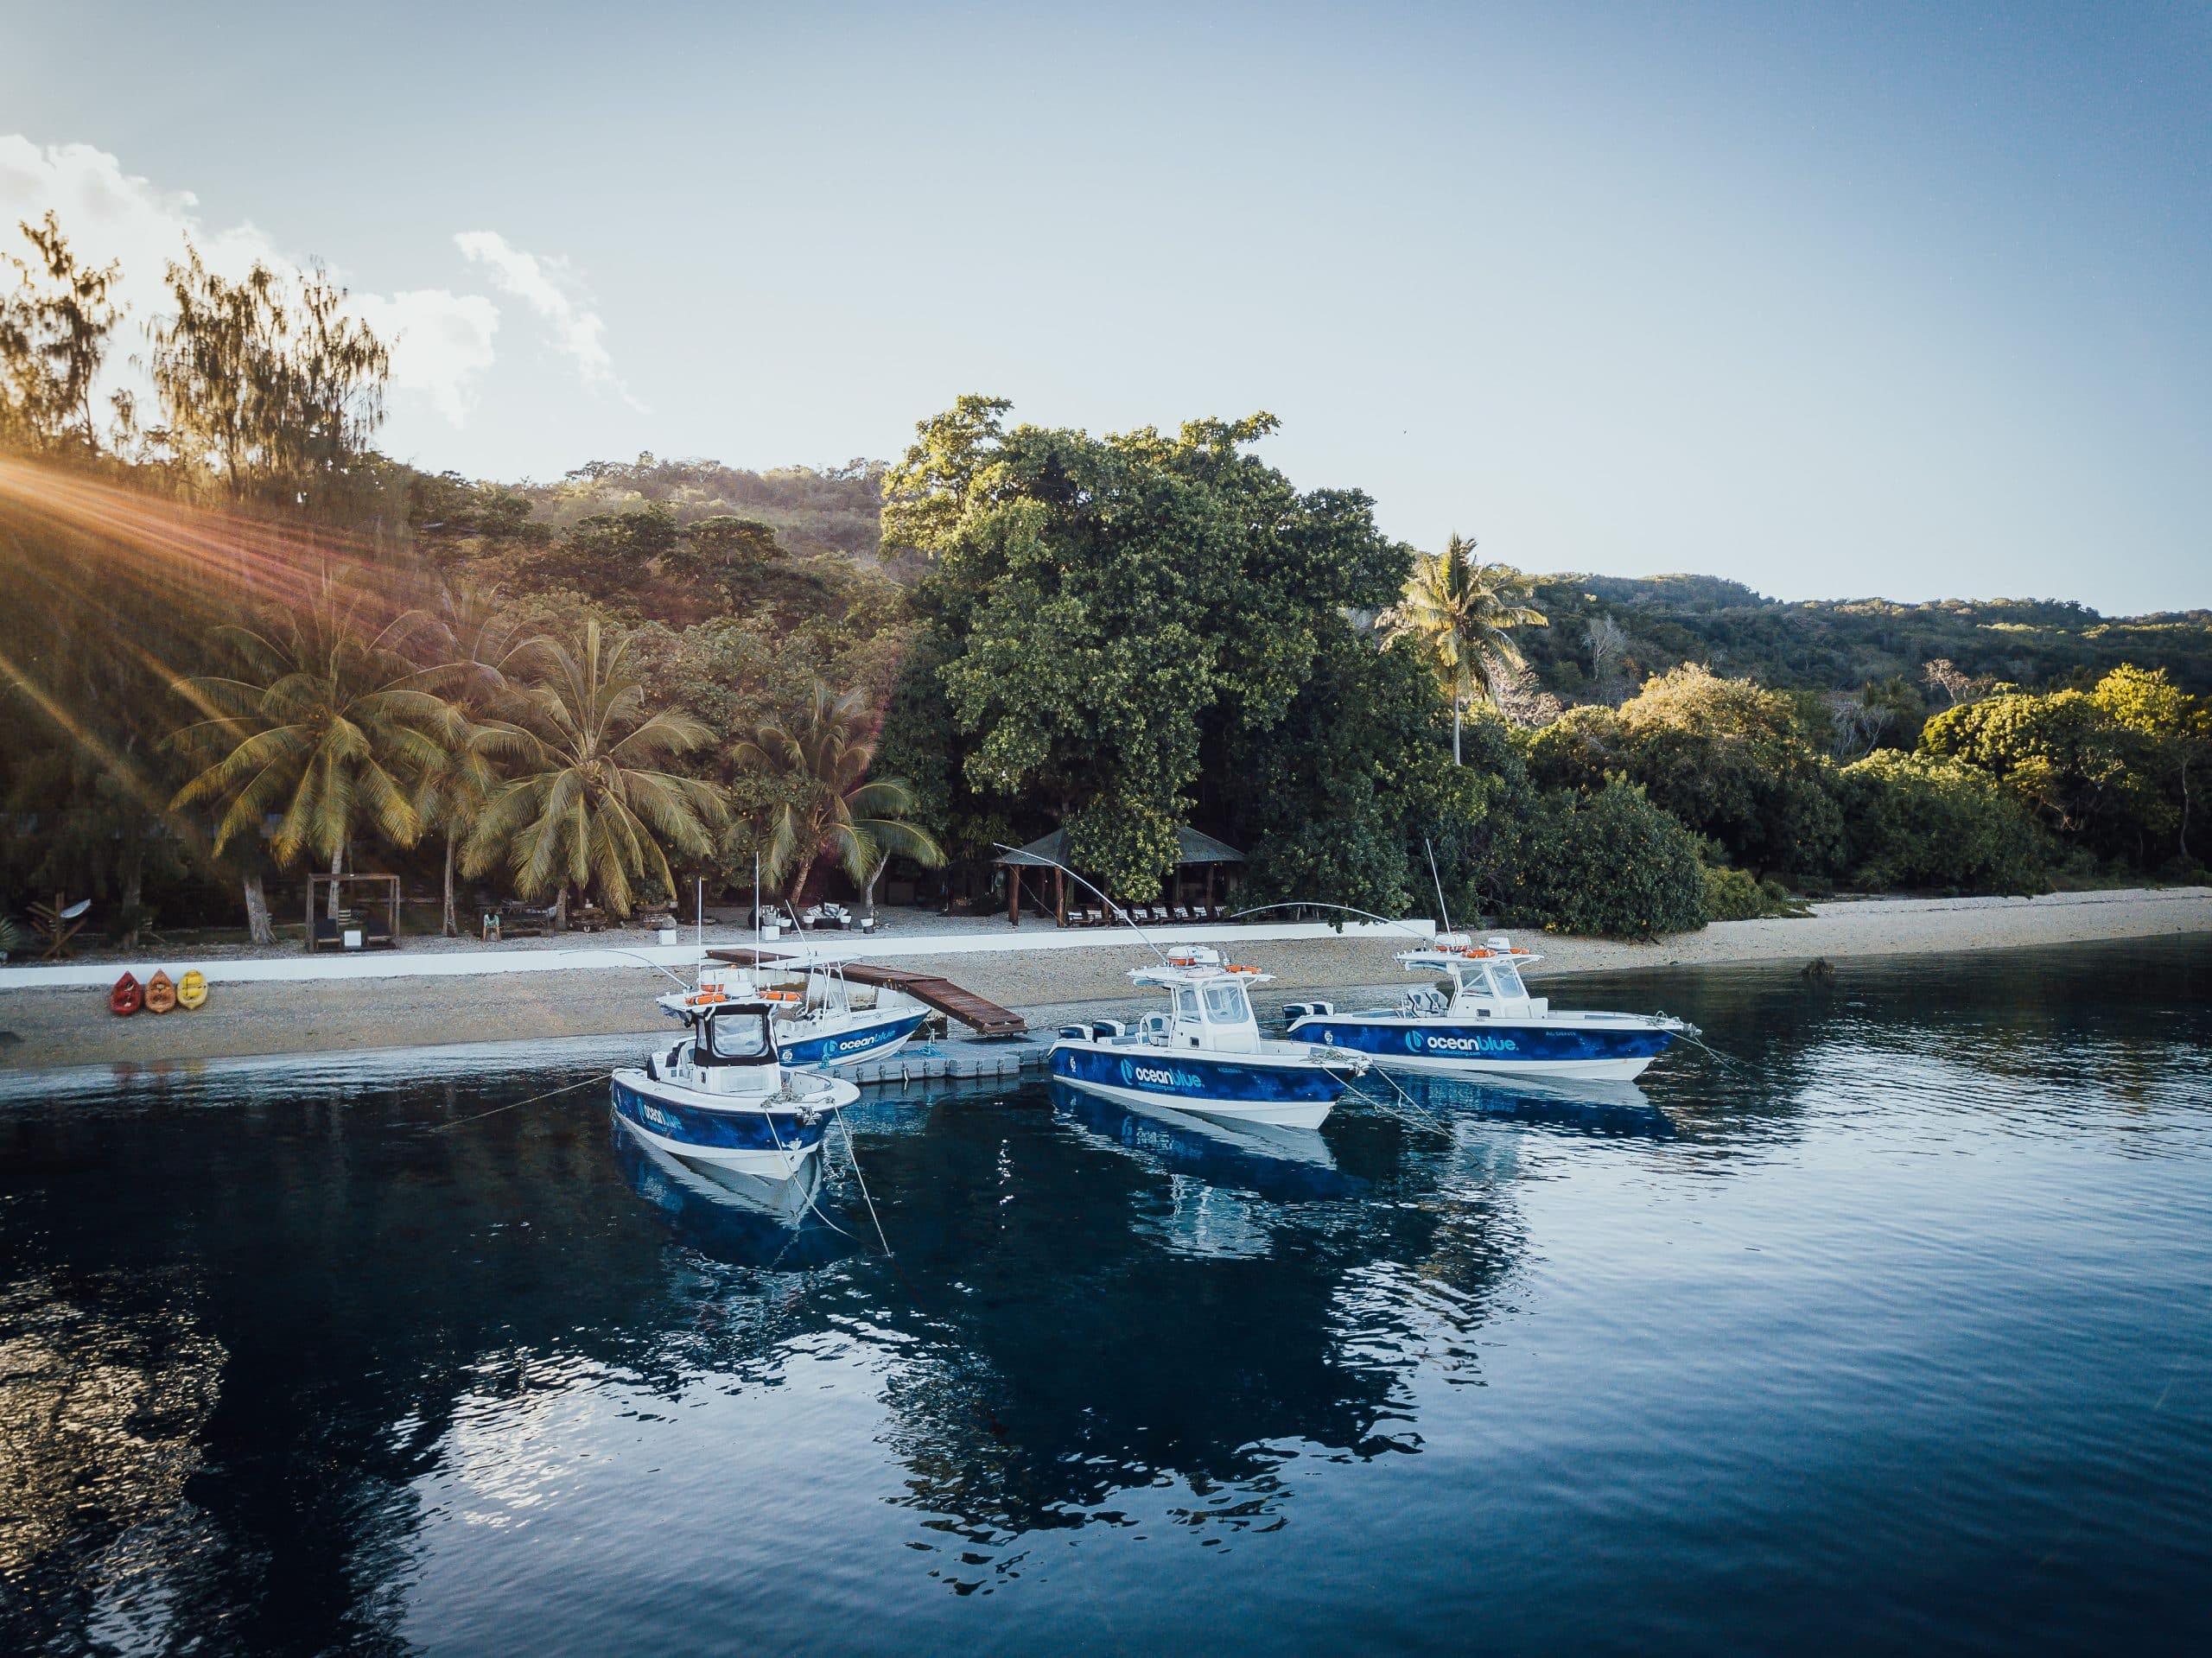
[1085,907,1104,926]
[1172,905,1192,922]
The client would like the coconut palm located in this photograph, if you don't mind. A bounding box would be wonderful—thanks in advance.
[169,572,461,938]
[464,618,725,924]
[1380,533,1548,762]
[736,683,944,922]
[414,581,533,935]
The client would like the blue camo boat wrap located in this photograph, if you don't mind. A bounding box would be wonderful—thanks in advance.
[1287,1017,1674,1065]
[777,1012,926,1068]
[611,1077,830,1153]
[1050,1044,1345,1105]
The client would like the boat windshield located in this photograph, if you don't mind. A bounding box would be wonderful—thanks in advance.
[707,1011,776,1061]
[1202,980,1251,1023]
[1174,985,1201,1021]
[1490,962,1528,998]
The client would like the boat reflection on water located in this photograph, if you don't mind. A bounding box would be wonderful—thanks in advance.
[608,1113,862,1269]
[1049,1079,1368,1204]
[1389,1071,1679,1140]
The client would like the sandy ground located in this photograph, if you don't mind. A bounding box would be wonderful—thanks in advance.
[2,887,2204,1076]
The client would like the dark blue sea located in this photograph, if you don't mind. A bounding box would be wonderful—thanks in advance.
[3,937,2209,1655]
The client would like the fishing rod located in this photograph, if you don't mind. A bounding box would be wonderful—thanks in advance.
[990,844,1173,966]
[1423,837,1457,939]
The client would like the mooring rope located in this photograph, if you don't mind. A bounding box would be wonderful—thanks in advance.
[424,1070,611,1132]
[836,1112,894,1257]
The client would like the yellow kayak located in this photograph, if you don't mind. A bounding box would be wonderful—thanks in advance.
[176,969,208,1011]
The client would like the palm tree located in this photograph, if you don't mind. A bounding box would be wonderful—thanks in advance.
[169,572,461,940]
[1380,533,1548,762]
[735,683,944,923]
[464,618,725,924]
[415,581,531,936]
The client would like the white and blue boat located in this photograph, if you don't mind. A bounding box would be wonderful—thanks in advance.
[1049,944,1369,1129]
[611,981,860,1182]
[705,961,929,1070]
[1284,934,1693,1082]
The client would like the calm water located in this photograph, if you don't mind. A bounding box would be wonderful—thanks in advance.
[3,939,2210,1656]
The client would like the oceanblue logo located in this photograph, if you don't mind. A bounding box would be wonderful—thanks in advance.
[1120,1058,1204,1091]
[1415,1031,1520,1054]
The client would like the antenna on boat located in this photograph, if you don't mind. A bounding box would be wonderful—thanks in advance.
[991,843,1171,966]
[695,874,704,986]
[1423,838,1456,938]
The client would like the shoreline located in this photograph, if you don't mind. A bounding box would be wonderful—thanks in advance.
[2,886,2205,1077]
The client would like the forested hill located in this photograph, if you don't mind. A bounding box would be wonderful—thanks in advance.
[1517,574,2212,699]
[413,454,887,563]
[412,454,2210,697]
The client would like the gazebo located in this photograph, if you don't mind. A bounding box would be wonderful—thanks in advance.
[995,826,1246,927]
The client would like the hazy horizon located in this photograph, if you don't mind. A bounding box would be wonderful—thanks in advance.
[4,1,2207,612]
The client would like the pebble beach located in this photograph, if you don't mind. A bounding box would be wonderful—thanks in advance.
[2,886,2206,1075]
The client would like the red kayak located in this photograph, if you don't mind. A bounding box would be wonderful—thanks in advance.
[110,971,143,1016]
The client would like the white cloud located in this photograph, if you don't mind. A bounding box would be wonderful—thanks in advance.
[0,135,500,429]
[350,289,500,425]
[454,229,644,410]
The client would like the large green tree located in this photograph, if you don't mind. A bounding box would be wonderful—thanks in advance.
[878,396,1414,900]
[1921,665,2203,869]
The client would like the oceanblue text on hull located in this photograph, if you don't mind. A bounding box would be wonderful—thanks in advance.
[1051,1045,1344,1105]
[777,1013,926,1068]
[1289,1018,1675,1066]
[612,1077,830,1153]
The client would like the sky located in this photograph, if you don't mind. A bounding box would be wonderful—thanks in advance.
[3,0,2207,613]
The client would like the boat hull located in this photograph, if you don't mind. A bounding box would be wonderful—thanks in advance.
[1048,1040,1347,1129]
[611,1070,838,1181]
[1286,1015,1675,1080]
[776,1011,927,1070]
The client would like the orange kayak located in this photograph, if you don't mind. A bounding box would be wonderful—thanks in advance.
[145,969,178,1013]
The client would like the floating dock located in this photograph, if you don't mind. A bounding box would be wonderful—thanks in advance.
[841,1032,1057,1089]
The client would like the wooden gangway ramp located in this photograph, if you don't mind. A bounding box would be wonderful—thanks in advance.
[707,948,1029,1038]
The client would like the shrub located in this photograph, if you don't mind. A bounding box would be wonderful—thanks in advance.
[1521,667,1849,877]
[1495,778,1708,938]
[1840,750,2053,893]
[1701,866,1811,921]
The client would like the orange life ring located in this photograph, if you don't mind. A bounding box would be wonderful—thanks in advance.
[110,972,143,1017]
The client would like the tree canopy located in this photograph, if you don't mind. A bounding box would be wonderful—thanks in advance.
[878,397,1433,899]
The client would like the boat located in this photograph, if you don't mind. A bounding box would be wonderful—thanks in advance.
[702,960,928,1070]
[1048,943,1369,1129]
[143,969,178,1013]
[109,972,142,1017]
[610,980,860,1182]
[176,969,208,1010]
[1284,933,1694,1081]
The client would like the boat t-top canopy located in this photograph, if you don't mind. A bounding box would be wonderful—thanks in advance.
[1395,933,1545,975]
[1131,942,1274,989]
